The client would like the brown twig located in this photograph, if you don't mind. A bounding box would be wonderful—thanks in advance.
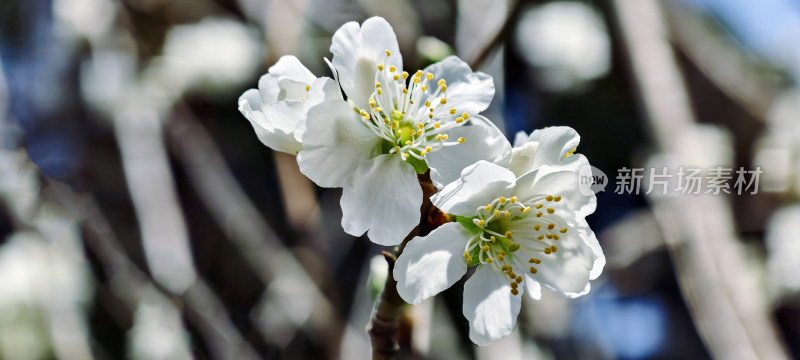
[367,173,441,360]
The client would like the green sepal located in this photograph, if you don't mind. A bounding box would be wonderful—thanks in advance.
[406,154,429,174]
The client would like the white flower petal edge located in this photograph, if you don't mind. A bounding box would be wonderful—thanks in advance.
[426,116,512,189]
[393,222,470,304]
[297,100,381,188]
[330,16,403,110]
[340,154,421,246]
[463,265,523,346]
[431,161,516,217]
[238,55,338,154]
[421,56,495,116]
[509,126,584,177]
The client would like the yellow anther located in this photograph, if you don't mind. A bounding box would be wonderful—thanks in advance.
[553,235,560,240]
[385,49,391,56]
[499,196,507,204]
[384,118,391,125]
[534,225,541,231]
[377,89,382,95]
[477,220,485,226]
[511,288,519,296]
[438,79,446,86]
[499,250,506,256]
[501,265,511,272]
[505,231,512,239]
[421,85,428,91]
[537,211,543,217]
[508,271,517,278]
[305,85,310,91]
[394,74,400,81]
[415,70,423,77]
[434,122,441,129]
[554,196,562,202]
[405,140,412,146]
[420,150,427,156]
[535,204,543,209]
[551,245,558,253]
[462,112,470,119]
[515,276,523,283]
[418,122,424,129]
[378,64,384,71]
[430,107,435,112]
[538,235,544,240]
[560,228,568,233]
[369,98,377,107]
[440,98,447,104]
[436,134,443,141]
[449,108,456,115]
[491,236,496,243]
[397,130,402,136]
[523,207,531,213]
[481,245,490,252]
[494,210,501,216]
[464,251,469,258]
[510,197,517,203]
[425,146,432,152]
[510,282,518,289]
[509,243,521,252]
[443,134,449,140]
[394,146,401,153]
[402,88,408,94]
[456,117,464,123]
[505,210,510,218]
[547,224,555,230]
[546,195,553,201]
[484,205,492,211]
[402,153,409,159]
[376,82,381,88]
[375,107,383,112]
[413,77,421,84]
[546,234,553,239]
[547,208,555,214]
[426,73,434,80]
[457,137,466,143]
[485,258,493,263]
[402,71,409,79]
[389,65,396,72]
[530,267,538,274]
[529,258,541,264]
[425,101,431,107]
[544,248,552,255]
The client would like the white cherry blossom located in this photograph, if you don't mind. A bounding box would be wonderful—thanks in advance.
[297,17,496,246]
[394,159,604,345]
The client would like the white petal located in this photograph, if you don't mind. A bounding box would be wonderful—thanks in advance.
[421,56,494,115]
[526,219,598,297]
[268,55,316,84]
[463,265,522,346]
[340,155,421,246]
[238,94,305,154]
[527,126,583,168]
[523,275,542,300]
[295,77,342,141]
[257,73,280,103]
[508,141,540,178]
[512,130,529,147]
[297,100,381,187]
[515,165,596,218]
[426,116,512,189]
[393,223,471,305]
[330,17,402,109]
[431,161,516,217]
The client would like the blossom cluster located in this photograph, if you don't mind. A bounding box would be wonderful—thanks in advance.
[238,17,604,345]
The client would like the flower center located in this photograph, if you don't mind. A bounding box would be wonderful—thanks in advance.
[462,194,570,295]
[355,49,468,163]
